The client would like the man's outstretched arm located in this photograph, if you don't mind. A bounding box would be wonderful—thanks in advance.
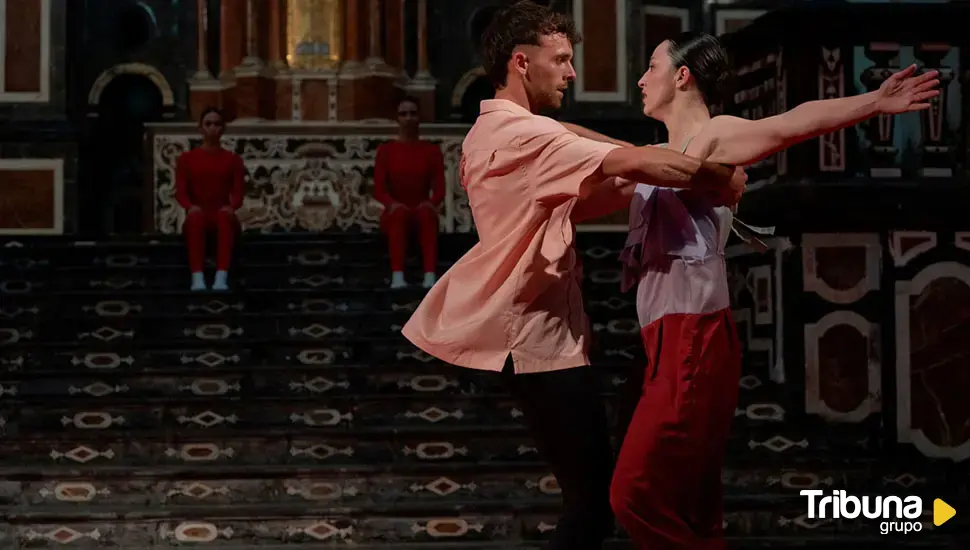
[600,145,743,197]
[560,122,634,147]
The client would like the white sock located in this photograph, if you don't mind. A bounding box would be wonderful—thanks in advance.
[390,271,407,288]
[422,272,436,288]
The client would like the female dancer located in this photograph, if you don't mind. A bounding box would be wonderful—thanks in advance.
[373,96,446,289]
[607,32,939,549]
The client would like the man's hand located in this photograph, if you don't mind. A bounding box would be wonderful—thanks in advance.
[727,166,747,206]
[699,166,746,207]
[219,205,233,214]
[188,205,201,214]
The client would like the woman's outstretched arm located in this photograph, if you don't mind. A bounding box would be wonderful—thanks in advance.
[700,64,940,166]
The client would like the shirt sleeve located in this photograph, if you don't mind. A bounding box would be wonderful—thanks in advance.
[526,129,620,204]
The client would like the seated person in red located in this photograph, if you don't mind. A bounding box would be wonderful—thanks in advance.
[374,96,445,289]
[175,107,245,291]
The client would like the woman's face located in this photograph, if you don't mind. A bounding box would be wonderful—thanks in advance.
[396,100,420,129]
[637,40,678,120]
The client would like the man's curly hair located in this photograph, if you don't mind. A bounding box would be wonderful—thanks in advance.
[480,1,582,88]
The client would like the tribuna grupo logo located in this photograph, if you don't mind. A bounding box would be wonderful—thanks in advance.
[801,490,924,535]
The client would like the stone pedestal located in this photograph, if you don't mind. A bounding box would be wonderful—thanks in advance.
[336,63,394,120]
[233,64,274,121]
[405,75,437,122]
[273,71,294,121]
[188,78,230,120]
[296,71,337,121]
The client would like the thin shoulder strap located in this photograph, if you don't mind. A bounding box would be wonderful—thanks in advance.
[679,136,695,153]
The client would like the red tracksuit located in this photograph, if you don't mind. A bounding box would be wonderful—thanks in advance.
[175,147,245,272]
[373,140,445,273]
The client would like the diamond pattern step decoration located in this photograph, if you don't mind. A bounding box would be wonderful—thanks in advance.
[1,234,966,549]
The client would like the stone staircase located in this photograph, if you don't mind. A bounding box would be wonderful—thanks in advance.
[0,233,966,549]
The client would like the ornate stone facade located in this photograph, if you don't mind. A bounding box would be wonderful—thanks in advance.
[148,123,472,234]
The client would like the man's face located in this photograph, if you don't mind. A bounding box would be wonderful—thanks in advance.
[515,33,576,110]
[199,112,224,140]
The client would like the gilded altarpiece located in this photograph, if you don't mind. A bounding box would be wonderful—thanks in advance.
[286,0,342,70]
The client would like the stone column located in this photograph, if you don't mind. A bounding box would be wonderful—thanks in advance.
[338,0,375,119]
[240,0,264,68]
[233,0,270,120]
[343,0,365,70]
[415,0,432,79]
[219,0,245,79]
[365,0,384,67]
[383,0,407,71]
[189,0,227,119]
[269,0,293,120]
[268,0,289,71]
[407,0,437,121]
[193,0,212,79]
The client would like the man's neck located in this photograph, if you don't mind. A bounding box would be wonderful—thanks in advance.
[201,141,221,150]
[494,84,535,114]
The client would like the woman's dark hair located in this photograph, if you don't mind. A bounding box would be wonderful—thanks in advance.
[667,32,733,106]
[480,0,582,88]
[198,106,223,125]
[397,95,419,110]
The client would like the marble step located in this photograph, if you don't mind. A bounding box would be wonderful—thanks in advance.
[4,319,641,350]
[3,268,629,293]
[0,370,779,404]
[1,340,645,374]
[0,540,959,550]
[0,494,823,517]
[0,365,797,421]
[0,397,854,442]
[0,347,645,375]
[0,236,621,269]
[1,468,958,510]
[0,431,909,472]
[0,514,963,548]
[0,238,481,268]
[17,291,638,317]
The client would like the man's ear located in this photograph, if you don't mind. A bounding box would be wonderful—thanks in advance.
[510,50,529,77]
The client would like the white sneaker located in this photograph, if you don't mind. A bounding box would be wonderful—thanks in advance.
[422,272,436,289]
[390,271,408,289]
[212,270,229,291]
[190,272,207,291]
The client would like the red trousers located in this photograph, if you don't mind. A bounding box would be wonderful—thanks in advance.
[183,207,238,272]
[611,309,741,549]
[381,203,438,272]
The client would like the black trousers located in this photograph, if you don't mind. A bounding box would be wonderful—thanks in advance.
[501,359,621,549]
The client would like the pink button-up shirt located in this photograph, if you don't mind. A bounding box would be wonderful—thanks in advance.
[402,99,621,373]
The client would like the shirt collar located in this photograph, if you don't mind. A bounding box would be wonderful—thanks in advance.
[479,99,533,116]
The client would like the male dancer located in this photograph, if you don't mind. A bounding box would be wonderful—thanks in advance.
[401,2,746,548]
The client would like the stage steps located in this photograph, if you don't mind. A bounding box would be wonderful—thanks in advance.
[0,234,965,549]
